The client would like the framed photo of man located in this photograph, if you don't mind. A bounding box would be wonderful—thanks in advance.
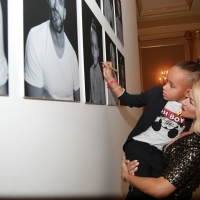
[105,32,118,106]
[0,0,9,96]
[114,0,124,45]
[23,0,80,102]
[82,0,105,105]
[103,0,115,32]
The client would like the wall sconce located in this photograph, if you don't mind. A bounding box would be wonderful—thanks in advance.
[159,69,168,85]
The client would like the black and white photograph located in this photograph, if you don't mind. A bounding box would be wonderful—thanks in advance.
[23,0,80,101]
[82,0,105,105]
[103,0,115,32]
[95,0,101,8]
[114,0,124,45]
[0,0,9,95]
[105,32,118,106]
[117,49,126,94]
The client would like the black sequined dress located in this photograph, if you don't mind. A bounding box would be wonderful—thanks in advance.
[163,132,200,200]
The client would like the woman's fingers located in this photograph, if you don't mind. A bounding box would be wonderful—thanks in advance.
[122,156,128,174]
[125,159,130,164]
[127,160,139,175]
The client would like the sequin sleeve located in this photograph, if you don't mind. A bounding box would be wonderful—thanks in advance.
[163,134,200,189]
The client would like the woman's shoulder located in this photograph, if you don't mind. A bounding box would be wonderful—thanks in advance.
[183,132,200,149]
[187,132,200,140]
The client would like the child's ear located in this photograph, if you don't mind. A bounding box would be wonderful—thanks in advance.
[185,88,191,97]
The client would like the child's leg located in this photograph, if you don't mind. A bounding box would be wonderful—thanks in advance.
[125,155,156,200]
[123,139,163,200]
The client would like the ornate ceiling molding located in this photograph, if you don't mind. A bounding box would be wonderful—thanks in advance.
[136,0,200,41]
[136,0,193,16]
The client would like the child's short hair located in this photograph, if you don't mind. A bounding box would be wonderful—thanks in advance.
[191,72,200,83]
[175,61,200,72]
[175,61,200,87]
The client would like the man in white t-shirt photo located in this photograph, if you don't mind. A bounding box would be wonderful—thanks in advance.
[24,0,80,101]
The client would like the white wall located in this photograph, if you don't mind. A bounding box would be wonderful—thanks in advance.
[0,0,141,198]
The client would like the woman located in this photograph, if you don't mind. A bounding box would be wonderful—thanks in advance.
[121,79,200,200]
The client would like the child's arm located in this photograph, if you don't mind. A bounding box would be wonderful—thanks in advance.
[102,61,162,107]
[102,62,124,97]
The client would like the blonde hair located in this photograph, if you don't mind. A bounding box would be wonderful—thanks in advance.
[192,80,200,135]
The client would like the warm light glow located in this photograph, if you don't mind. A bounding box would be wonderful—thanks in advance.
[159,69,168,85]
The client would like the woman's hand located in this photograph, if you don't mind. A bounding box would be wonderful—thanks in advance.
[121,157,139,182]
[126,158,139,175]
[121,156,129,182]
[101,61,115,82]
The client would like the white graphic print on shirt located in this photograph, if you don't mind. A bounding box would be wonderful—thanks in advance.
[133,101,185,150]
[152,107,185,138]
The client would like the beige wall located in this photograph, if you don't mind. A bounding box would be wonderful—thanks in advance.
[0,0,141,199]
[139,37,190,91]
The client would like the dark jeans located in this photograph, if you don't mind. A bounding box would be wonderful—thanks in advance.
[123,139,163,200]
